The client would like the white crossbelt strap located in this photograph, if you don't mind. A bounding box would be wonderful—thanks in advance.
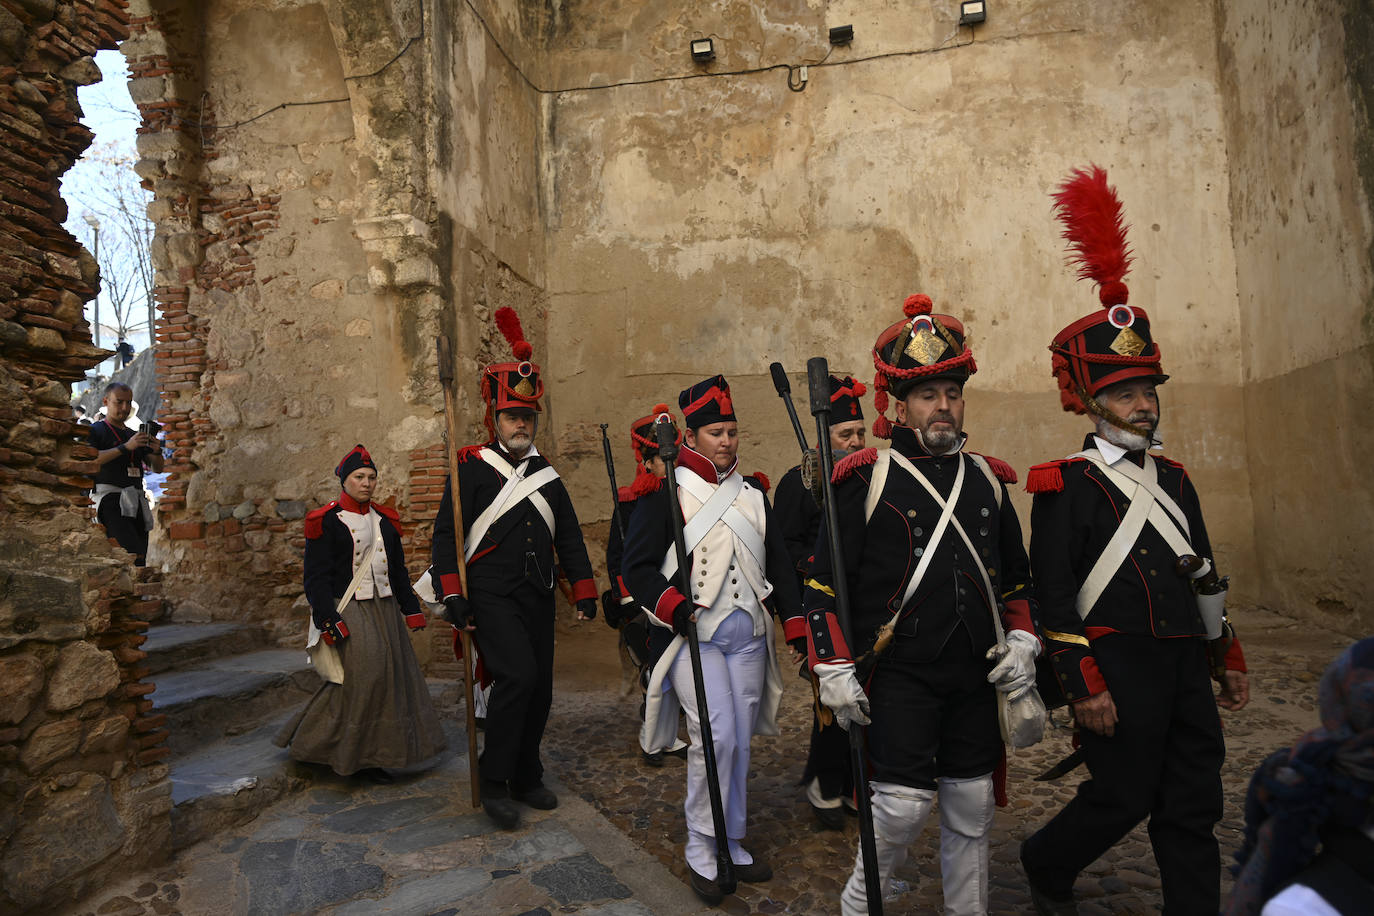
[660,470,765,579]
[888,451,999,625]
[465,449,559,562]
[1072,449,1195,619]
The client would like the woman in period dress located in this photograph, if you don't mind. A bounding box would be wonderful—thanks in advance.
[275,444,446,782]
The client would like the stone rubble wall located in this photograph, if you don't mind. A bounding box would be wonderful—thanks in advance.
[0,1,173,911]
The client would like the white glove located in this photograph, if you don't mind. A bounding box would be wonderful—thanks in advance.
[986,629,1040,700]
[813,662,870,730]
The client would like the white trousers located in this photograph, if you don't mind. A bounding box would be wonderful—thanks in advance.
[669,608,767,879]
[840,774,995,916]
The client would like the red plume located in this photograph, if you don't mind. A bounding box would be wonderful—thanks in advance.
[1052,166,1133,307]
[652,403,670,414]
[494,307,533,361]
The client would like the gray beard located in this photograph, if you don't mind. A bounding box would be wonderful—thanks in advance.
[1094,417,1153,452]
[918,426,961,455]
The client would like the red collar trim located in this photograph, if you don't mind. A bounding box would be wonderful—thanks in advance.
[338,492,370,513]
[678,444,738,483]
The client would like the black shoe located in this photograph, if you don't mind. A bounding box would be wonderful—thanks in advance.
[811,803,846,830]
[482,796,520,830]
[666,744,688,759]
[511,784,558,810]
[687,866,724,905]
[1022,842,1078,915]
[641,750,665,767]
[735,859,772,883]
[358,767,394,785]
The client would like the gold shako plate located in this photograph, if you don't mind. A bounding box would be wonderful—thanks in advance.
[1109,326,1147,357]
[905,325,947,366]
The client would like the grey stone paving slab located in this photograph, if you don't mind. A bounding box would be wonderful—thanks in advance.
[529,853,632,906]
[331,867,490,914]
[481,822,586,868]
[152,648,314,707]
[578,902,656,916]
[377,813,490,854]
[321,796,444,834]
[142,621,245,652]
[241,838,384,914]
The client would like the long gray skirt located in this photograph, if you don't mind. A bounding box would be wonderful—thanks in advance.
[275,595,447,775]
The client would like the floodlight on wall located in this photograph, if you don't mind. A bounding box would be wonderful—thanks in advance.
[690,38,715,62]
[959,1,987,26]
[829,24,854,45]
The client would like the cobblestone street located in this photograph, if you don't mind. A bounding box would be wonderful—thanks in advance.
[70,606,1355,915]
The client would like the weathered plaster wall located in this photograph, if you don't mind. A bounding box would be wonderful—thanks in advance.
[1215,0,1374,633]
[0,2,172,910]
[537,0,1258,600]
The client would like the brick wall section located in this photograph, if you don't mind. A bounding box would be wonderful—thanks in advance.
[406,441,459,677]
[0,2,177,910]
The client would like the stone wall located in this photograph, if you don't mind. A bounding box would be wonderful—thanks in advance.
[0,1,173,910]
[1215,0,1374,635]
[128,1,1374,645]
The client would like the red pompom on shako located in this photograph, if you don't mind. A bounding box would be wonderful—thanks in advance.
[1048,166,1168,415]
[869,293,977,439]
[628,403,682,495]
[480,307,544,436]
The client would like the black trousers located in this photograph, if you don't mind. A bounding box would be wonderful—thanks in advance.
[802,704,853,800]
[1022,634,1224,914]
[97,495,148,564]
[472,583,555,793]
[866,631,1001,789]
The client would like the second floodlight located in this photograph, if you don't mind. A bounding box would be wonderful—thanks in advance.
[691,38,715,62]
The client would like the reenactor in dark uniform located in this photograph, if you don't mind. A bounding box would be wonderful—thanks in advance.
[772,374,868,828]
[804,294,1038,916]
[621,374,804,905]
[1019,167,1249,916]
[431,307,599,830]
[605,404,688,765]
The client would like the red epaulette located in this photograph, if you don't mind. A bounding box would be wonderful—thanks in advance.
[373,501,403,537]
[455,444,485,464]
[832,447,878,483]
[629,470,661,497]
[971,452,1017,484]
[1025,458,1086,494]
[303,502,338,540]
[748,471,770,493]
[617,485,635,503]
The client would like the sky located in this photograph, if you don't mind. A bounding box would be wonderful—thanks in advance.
[65,49,151,373]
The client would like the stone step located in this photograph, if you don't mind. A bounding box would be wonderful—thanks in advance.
[152,648,323,758]
[142,621,272,676]
[169,713,317,852]
[169,680,464,853]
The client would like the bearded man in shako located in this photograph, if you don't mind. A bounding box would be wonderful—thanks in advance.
[1019,167,1249,916]
[605,404,689,766]
[804,294,1038,916]
[430,307,599,831]
[621,375,804,906]
[772,374,867,829]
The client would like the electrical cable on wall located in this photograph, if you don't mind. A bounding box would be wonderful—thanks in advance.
[146,0,997,135]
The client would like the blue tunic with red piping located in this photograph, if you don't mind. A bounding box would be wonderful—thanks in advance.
[1025,434,1246,703]
[803,426,1036,671]
[303,494,421,628]
[430,442,597,604]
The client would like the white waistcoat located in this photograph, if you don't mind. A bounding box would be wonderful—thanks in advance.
[674,473,773,641]
[339,507,392,600]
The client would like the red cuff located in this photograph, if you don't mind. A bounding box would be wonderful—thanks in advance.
[405,613,427,630]
[1077,656,1108,697]
[439,572,463,598]
[654,587,687,627]
[616,575,628,597]
[783,616,807,643]
[1224,635,1247,673]
[570,578,597,603]
[1003,599,1037,648]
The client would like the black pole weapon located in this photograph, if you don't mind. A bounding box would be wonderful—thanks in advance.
[655,416,736,896]
[769,361,810,454]
[807,356,883,915]
[599,423,627,542]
